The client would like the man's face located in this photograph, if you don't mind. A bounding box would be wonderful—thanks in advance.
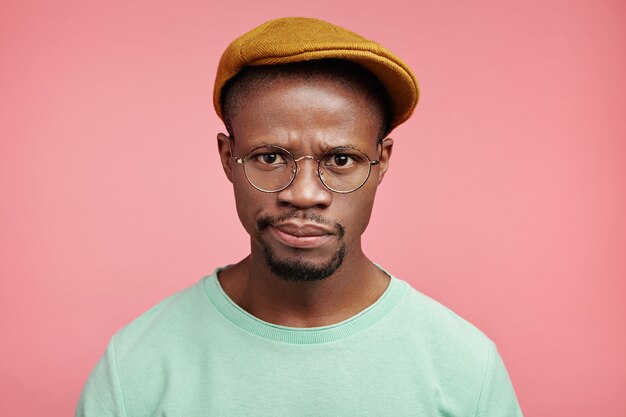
[218,76,393,281]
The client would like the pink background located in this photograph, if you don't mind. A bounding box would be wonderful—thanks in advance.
[1,0,625,415]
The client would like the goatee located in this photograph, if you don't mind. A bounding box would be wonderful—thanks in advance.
[260,241,346,282]
[256,210,346,282]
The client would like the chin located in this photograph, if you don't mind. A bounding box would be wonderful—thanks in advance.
[261,241,346,282]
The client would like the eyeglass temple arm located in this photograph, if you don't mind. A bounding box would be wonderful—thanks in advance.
[370,138,387,165]
[228,138,245,164]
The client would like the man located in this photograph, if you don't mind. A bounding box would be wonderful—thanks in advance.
[77,17,523,416]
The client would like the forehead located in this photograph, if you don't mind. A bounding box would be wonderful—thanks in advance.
[229,77,381,152]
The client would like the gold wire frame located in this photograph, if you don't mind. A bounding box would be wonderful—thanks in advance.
[230,140,383,194]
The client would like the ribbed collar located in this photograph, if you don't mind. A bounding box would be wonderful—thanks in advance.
[202,266,406,345]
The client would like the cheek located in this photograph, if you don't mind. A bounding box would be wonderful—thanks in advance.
[336,187,377,240]
[232,182,264,236]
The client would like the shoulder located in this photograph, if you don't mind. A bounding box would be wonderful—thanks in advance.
[111,274,215,359]
[386,276,495,374]
[384,279,523,415]
[398,279,491,344]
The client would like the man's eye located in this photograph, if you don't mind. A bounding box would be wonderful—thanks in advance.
[325,154,355,168]
[257,153,286,165]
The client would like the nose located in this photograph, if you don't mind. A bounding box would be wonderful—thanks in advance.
[276,158,332,209]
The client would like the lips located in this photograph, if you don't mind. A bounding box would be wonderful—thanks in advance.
[269,222,334,249]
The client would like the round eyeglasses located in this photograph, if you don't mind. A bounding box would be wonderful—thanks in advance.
[231,141,383,194]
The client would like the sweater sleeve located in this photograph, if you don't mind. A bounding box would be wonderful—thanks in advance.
[474,342,523,417]
[75,336,127,417]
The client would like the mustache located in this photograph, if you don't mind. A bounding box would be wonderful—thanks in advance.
[257,209,345,238]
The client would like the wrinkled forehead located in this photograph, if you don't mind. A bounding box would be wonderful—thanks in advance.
[228,77,382,155]
[222,60,390,139]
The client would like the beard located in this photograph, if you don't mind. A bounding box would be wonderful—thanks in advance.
[256,210,346,282]
[260,241,346,282]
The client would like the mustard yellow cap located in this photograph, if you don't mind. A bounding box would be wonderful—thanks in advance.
[213,17,419,132]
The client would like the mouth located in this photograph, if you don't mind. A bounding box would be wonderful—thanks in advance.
[268,222,334,249]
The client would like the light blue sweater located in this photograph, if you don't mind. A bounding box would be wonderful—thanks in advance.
[77,267,523,416]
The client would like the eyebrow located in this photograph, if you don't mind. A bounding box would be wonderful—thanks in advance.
[243,141,361,152]
[231,140,272,155]
[246,141,276,149]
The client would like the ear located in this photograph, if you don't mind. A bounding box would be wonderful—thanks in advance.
[376,137,393,185]
[217,133,234,183]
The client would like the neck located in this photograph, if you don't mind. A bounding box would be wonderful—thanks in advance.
[217,243,389,328]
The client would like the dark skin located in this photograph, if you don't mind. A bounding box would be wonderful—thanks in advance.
[216,76,394,328]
